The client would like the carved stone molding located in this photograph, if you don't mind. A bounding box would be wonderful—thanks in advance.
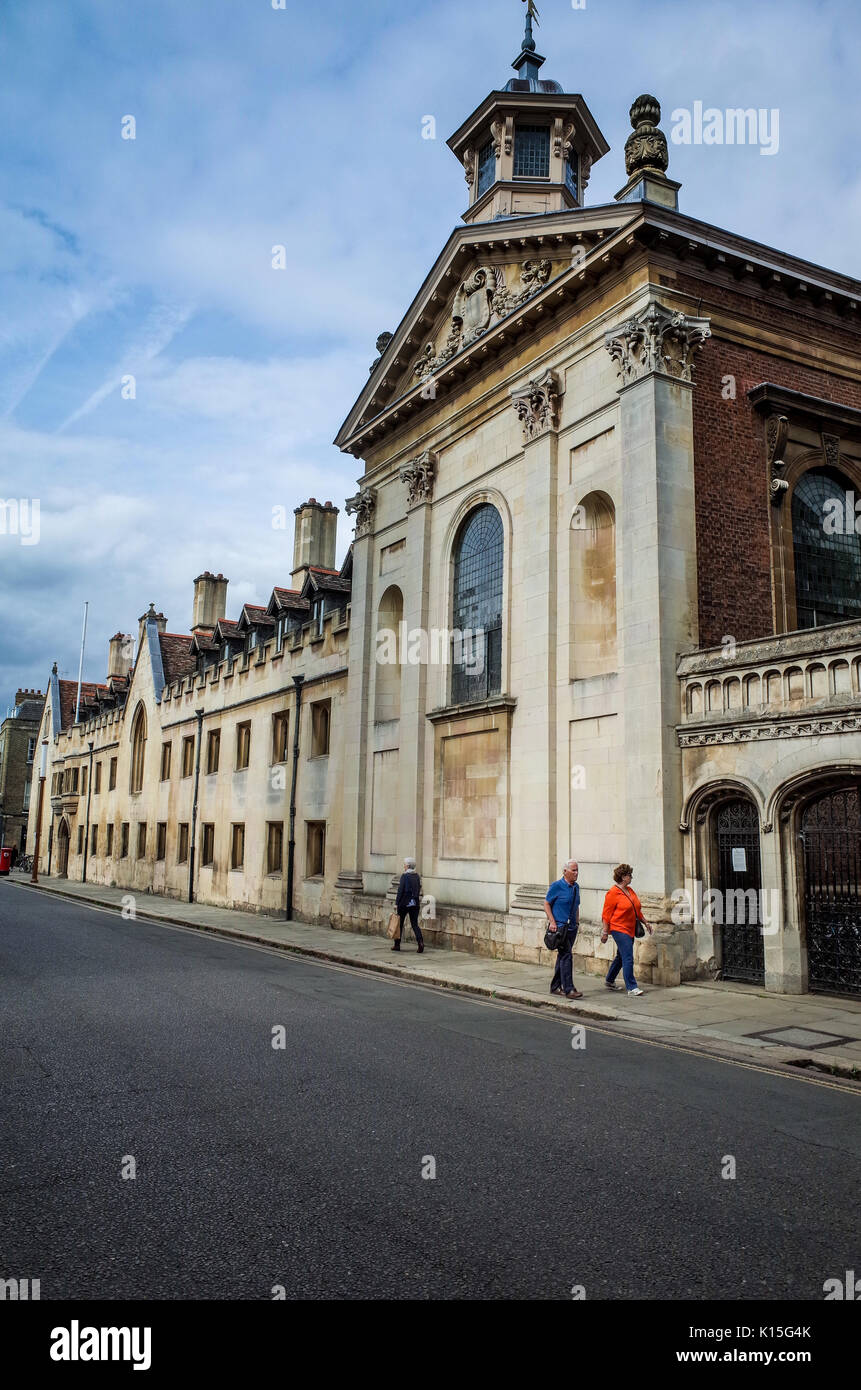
[510,368,560,443]
[411,259,553,383]
[822,431,841,470]
[345,487,377,537]
[399,450,437,508]
[605,299,711,386]
[766,413,790,505]
[463,145,475,187]
[679,714,861,748]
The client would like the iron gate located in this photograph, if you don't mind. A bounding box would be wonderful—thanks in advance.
[801,787,861,996]
[716,800,764,985]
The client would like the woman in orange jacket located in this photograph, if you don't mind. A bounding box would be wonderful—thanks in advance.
[601,863,652,995]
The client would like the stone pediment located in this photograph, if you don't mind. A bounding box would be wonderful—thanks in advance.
[335,208,639,453]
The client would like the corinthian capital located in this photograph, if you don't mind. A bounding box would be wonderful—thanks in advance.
[345,486,377,537]
[399,450,436,508]
[510,368,561,443]
[605,299,711,386]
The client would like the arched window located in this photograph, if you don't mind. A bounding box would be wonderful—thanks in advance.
[130,703,147,793]
[792,469,861,629]
[451,504,503,705]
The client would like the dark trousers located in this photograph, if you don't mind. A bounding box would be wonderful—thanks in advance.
[551,932,575,993]
[394,905,423,950]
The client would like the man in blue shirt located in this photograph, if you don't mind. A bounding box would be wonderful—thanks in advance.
[544,860,582,999]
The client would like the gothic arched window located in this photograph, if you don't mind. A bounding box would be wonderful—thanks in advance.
[451,504,503,705]
[130,703,147,793]
[792,469,861,629]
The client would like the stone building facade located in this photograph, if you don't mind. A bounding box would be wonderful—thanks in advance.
[0,689,45,855]
[27,20,861,996]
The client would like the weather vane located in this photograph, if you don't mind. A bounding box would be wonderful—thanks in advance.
[522,0,540,24]
[521,0,540,50]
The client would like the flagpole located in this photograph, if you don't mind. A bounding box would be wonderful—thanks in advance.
[74,601,89,724]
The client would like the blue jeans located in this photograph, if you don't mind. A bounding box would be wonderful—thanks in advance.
[606,930,637,990]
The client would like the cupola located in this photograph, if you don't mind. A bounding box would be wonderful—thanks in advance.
[446,2,609,225]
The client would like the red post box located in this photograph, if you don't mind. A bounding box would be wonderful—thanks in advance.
[0,848,13,875]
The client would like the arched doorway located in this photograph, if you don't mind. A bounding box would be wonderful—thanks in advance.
[57,818,70,878]
[715,800,764,985]
[800,785,861,996]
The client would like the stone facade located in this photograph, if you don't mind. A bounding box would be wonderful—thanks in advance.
[26,38,861,996]
[0,690,45,855]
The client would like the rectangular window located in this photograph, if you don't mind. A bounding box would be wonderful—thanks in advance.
[235,722,251,770]
[513,124,550,178]
[271,711,290,764]
[81,765,88,796]
[266,821,283,874]
[94,761,102,794]
[181,736,195,778]
[177,823,189,864]
[71,767,79,793]
[156,823,167,861]
[231,823,245,870]
[137,822,147,858]
[120,822,129,857]
[23,780,31,811]
[306,821,326,878]
[106,823,114,857]
[310,700,330,757]
[477,137,495,196]
[109,757,117,791]
[160,742,172,781]
[206,729,220,775]
[565,152,579,199]
[27,736,36,763]
[91,824,98,855]
[77,826,84,855]
[202,823,215,867]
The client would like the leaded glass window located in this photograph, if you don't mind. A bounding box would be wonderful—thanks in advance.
[513,124,550,178]
[451,505,503,705]
[565,152,579,199]
[792,468,861,629]
[477,139,495,197]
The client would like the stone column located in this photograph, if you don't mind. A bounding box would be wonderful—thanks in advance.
[336,487,377,895]
[508,369,561,912]
[397,452,436,869]
[604,301,710,953]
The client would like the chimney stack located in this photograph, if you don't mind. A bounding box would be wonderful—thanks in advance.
[107,633,134,680]
[192,572,229,633]
[291,499,338,585]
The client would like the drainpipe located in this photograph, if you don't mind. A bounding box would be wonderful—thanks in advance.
[81,740,94,883]
[188,708,204,903]
[285,675,304,920]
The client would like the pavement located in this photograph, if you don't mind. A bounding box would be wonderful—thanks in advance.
[5,870,861,1082]
[2,883,859,1301]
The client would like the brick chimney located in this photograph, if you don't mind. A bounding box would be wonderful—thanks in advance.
[107,633,134,680]
[291,499,338,585]
[192,572,229,633]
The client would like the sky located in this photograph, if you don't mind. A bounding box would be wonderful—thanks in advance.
[1,0,860,710]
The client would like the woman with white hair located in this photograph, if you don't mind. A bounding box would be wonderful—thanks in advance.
[393,856,424,953]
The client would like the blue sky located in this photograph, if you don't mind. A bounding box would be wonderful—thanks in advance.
[1,0,860,710]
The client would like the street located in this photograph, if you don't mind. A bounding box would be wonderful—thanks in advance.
[1,883,859,1301]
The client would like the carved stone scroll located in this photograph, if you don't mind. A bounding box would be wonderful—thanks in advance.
[510,368,560,443]
[605,299,711,386]
[345,487,377,537]
[399,450,437,507]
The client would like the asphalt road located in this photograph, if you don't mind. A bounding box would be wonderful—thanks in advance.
[1,882,859,1301]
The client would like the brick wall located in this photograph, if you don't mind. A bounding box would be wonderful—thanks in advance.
[676,272,861,647]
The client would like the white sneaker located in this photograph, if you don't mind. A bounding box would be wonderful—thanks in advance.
[627,987,644,996]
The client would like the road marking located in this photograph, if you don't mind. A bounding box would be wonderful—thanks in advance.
[7,882,859,1096]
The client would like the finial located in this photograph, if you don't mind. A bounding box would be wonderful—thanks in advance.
[521,0,540,52]
[625,95,669,177]
[52,661,58,675]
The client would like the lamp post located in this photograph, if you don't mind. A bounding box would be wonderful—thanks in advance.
[31,740,48,884]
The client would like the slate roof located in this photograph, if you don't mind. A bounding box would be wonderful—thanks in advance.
[158,632,197,683]
[57,679,109,732]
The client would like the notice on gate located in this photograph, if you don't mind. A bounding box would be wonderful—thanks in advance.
[731,847,747,872]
